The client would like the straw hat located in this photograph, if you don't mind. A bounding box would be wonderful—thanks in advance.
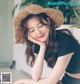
[14,4,64,43]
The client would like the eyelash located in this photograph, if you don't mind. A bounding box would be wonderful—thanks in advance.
[29,24,44,33]
[29,29,34,33]
[38,24,43,28]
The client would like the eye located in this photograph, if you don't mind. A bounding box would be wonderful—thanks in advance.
[29,29,35,33]
[38,23,43,28]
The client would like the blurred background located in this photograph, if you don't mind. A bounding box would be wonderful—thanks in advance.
[0,0,80,83]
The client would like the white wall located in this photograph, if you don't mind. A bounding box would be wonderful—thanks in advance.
[0,0,14,67]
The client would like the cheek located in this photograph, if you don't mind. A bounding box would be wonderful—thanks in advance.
[30,33,36,38]
[43,28,50,33]
[42,26,49,32]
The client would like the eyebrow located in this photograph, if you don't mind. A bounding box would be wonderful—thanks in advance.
[28,22,41,29]
[28,27,34,31]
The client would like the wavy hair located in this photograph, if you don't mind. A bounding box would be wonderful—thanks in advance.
[20,13,74,68]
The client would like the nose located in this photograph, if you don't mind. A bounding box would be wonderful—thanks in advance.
[36,28,42,35]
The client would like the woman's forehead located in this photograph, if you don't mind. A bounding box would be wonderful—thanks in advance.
[26,17,41,28]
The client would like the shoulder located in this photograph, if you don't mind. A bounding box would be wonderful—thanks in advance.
[56,30,80,56]
[56,30,79,45]
[56,30,73,40]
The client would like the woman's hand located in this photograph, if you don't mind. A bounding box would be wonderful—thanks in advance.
[12,78,35,84]
[28,34,46,48]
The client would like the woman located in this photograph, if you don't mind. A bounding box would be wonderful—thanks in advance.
[13,4,80,84]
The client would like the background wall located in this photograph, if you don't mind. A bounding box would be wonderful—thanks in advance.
[0,0,14,67]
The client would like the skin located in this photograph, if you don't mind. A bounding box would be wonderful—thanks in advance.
[12,17,74,84]
[27,17,50,46]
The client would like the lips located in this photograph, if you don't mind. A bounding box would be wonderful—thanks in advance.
[37,34,45,38]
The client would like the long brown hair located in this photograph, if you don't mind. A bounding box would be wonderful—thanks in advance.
[20,13,74,68]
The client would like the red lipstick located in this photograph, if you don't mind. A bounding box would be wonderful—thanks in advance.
[38,34,45,38]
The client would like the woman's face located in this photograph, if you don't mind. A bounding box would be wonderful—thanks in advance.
[26,17,50,42]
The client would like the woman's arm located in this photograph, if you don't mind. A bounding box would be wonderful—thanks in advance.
[28,34,46,81]
[28,34,74,83]
[47,52,74,84]
[12,52,74,84]
[12,77,62,84]
[31,52,74,84]
[32,45,46,81]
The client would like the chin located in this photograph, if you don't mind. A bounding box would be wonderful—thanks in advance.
[37,33,49,42]
[38,37,48,42]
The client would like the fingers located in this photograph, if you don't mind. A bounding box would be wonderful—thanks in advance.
[12,79,26,84]
[12,78,35,84]
[28,34,35,43]
[28,33,46,47]
[12,80,22,84]
[28,34,38,44]
[28,33,33,42]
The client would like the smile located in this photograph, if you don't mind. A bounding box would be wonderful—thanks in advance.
[37,34,45,38]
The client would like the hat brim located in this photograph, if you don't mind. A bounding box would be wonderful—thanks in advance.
[14,4,64,43]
